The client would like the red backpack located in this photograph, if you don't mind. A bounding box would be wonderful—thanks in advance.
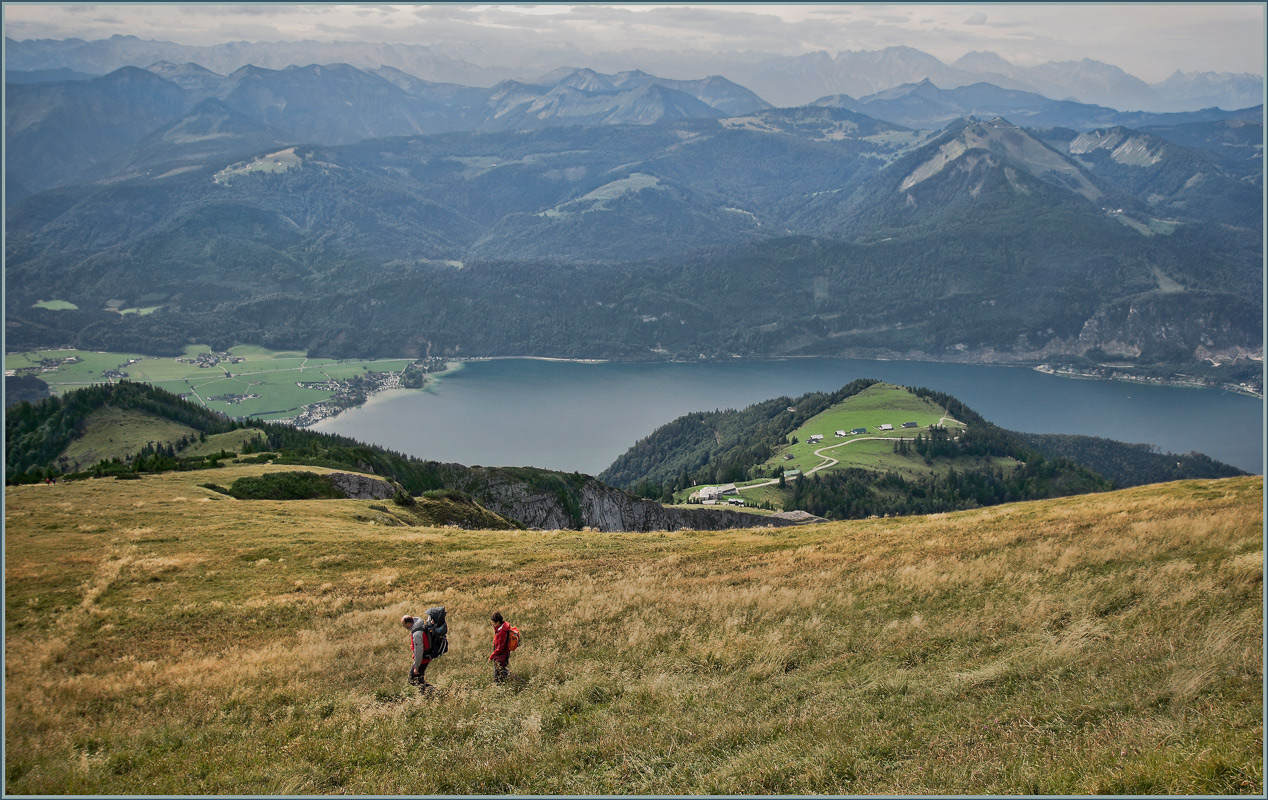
[507,625,521,651]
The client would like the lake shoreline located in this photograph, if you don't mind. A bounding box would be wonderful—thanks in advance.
[304,353,1262,432]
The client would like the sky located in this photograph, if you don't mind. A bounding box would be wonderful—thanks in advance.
[2,2,1265,83]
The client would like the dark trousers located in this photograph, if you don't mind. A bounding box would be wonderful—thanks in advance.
[409,659,431,689]
[493,658,509,683]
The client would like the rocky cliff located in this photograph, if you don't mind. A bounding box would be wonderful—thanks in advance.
[450,467,813,532]
[327,472,397,500]
[1076,290,1262,361]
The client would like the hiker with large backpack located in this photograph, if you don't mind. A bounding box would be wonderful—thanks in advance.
[401,607,448,692]
[489,611,518,683]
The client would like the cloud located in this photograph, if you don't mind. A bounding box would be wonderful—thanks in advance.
[1,3,1262,80]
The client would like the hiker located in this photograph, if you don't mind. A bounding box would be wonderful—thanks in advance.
[489,611,511,683]
[401,613,437,691]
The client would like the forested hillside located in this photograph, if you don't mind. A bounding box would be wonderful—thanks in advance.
[1016,432,1248,487]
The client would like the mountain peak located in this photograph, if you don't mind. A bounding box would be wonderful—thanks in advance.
[899,114,1103,202]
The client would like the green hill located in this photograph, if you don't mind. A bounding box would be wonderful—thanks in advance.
[601,380,1245,520]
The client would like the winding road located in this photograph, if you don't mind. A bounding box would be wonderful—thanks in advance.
[736,416,965,493]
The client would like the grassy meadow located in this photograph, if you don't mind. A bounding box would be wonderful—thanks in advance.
[3,466,1262,795]
[772,383,967,474]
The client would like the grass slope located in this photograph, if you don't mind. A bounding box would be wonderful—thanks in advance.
[4,468,1261,795]
[54,407,263,472]
[58,407,199,473]
[774,383,967,474]
[178,429,266,459]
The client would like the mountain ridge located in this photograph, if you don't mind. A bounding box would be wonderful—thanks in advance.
[7,36,1261,112]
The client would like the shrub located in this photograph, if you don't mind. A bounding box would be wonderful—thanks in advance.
[225,471,344,500]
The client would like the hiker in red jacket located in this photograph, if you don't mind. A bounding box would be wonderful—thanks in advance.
[489,611,511,683]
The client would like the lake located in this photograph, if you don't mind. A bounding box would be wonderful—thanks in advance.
[313,358,1264,476]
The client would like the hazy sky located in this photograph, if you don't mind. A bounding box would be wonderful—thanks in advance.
[3,3,1265,82]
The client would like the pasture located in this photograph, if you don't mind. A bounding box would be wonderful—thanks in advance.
[773,382,964,473]
[3,468,1261,794]
[5,347,413,422]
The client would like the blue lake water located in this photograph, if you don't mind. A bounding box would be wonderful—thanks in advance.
[313,358,1264,476]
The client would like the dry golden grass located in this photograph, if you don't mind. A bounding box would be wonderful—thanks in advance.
[4,466,1262,795]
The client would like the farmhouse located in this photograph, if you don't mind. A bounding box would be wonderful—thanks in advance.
[902,422,919,428]
[808,434,824,444]
[879,424,894,431]
[835,430,847,437]
[690,486,726,502]
[851,427,867,435]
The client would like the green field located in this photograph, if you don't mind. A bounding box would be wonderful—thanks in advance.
[213,147,301,184]
[773,383,965,474]
[32,299,78,311]
[5,350,148,386]
[6,347,416,422]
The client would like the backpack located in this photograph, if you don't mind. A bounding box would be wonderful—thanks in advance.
[415,607,449,659]
[507,625,521,651]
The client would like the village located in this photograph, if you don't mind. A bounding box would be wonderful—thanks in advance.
[1034,362,1263,398]
[290,369,405,427]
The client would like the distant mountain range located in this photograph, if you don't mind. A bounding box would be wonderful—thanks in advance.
[5,58,1261,204]
[728,47,1264,112]
[813,79,1262,144]
[3,39,1261,383]
[5,82,1260,374]
[6,35,1262,113]
[4,63,770,201]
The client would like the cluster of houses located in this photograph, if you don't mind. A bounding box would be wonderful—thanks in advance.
[804,422,921,444]
[206,392,262,405]
[6,355,83,379]
[175,352,246,369]
[687,484,746,506]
